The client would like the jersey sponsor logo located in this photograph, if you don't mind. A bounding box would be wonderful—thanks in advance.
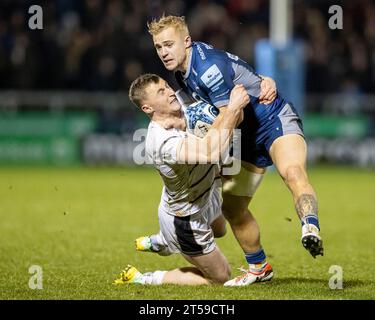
[200,64,223,89]
[211,80,224,92]
[202,42,213,50]
[197,45,206,60]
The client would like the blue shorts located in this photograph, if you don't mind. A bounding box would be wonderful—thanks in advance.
[237,102,304,168]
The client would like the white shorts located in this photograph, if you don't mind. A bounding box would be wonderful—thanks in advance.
[157,186,222,256]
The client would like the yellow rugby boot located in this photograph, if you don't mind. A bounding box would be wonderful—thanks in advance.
[113,265,144,285]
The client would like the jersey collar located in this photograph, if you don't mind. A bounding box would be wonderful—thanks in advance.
[183,44,195,80]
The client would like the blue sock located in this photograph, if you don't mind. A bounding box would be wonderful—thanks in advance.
[301,214,320,231]
[245,248,266,265]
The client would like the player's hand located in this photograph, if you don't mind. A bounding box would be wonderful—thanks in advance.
[259,76,277,105]
[162,118,186,130]
[228,84,250,111]
[162,118,175,129]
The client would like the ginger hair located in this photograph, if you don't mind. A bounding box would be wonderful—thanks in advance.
[147,15,189,37]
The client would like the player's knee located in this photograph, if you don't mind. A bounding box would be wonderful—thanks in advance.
[215,274,230,284]
[223,206,251,226]
[222,197,249,221]
[223,211,243,226]
[211,215,227,238]
[284,165,307,188]
[213,224,227,238]
[209,269,230,284]
[204,255,231,284]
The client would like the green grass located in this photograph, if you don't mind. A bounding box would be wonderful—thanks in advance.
[0,165,374,300]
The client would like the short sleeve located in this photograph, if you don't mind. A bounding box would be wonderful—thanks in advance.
[146,122,186,165]
[158,135,183,164]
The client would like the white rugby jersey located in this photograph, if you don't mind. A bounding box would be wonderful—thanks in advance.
[145,121,221,217]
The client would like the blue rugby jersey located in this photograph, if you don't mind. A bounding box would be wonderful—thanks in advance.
[175,41,289,134]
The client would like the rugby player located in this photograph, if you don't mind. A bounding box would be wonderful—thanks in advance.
[147,15,323,286]
[114,74,252,285]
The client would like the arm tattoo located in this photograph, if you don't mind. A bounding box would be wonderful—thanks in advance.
[295,194,318,219]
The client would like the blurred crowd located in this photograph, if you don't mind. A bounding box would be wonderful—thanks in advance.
[0,0,374,93]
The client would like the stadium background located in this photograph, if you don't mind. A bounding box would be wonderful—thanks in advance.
[0,0,374,166]
[1,0,374,300]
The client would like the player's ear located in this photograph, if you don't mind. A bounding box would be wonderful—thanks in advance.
[184,35,192,48]
[141,103,153,115]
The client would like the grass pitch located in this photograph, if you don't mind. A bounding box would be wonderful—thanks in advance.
[0,165,374,300]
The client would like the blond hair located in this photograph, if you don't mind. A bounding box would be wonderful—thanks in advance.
[129,73,161,108]
[147,15,189,37]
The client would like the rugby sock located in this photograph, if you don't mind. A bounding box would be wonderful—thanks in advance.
[142,271,167,285]
[249,262,269,273]
[245,248,267,272]
[151,271,167,285]
[149,234,162,252]
[301,214,320,231]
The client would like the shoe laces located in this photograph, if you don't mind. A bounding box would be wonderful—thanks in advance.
[237,265,249,273]
[233,265,251,281]
[236,263,268,277]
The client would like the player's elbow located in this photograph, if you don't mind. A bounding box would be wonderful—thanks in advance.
[195,140,221,163]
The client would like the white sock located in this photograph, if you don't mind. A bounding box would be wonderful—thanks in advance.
[302,223,319,235]
[142,271,167,285]
[150,234,164,252]
[249,261,268,273]
[152,270,167,285]
[150,233,173,256]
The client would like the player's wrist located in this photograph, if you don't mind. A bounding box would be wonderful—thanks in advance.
[227,100,243,111]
